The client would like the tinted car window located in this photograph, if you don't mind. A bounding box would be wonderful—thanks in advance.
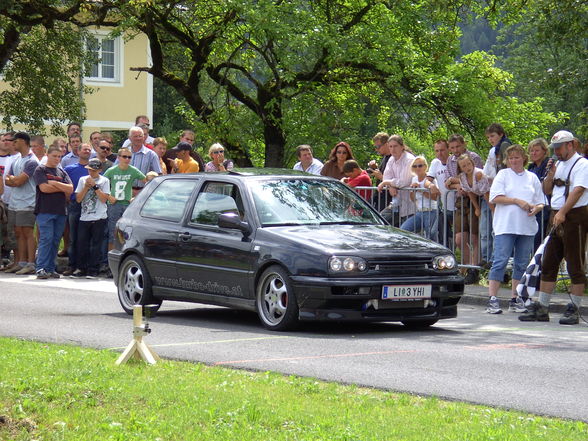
[249,179,383,226]
[190,182,244,225]
[140,179,197,222]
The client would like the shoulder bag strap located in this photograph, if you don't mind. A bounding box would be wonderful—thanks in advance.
[564,157,582,200]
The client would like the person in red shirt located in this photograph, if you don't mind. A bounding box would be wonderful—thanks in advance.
[341,160,372,201]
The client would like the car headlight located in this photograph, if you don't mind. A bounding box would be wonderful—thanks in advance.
[432,254,456,270]
[329,256,368,273]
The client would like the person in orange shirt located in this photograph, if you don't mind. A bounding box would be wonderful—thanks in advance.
[171,142,200,173]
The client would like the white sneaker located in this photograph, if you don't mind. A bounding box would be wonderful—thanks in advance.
[486,296,503,314]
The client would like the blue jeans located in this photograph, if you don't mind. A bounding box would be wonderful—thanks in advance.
[35,213,66,273]
[488,234,534,282]
[479,199,493,263]
[400,210,438,242]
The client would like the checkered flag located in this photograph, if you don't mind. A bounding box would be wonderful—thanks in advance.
[516,234,551,301]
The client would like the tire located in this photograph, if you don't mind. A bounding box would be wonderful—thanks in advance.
[401,319,438,329]
[117,255,161,315]
[256,265,299,331]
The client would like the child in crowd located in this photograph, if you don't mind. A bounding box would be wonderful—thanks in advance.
[447,153,490,278]
[341,160,372,201]
[73,158,110,278]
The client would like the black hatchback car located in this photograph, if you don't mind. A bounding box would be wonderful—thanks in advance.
[109,170,464,330]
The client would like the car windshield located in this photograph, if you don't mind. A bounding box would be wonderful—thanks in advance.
[249,179,384,226]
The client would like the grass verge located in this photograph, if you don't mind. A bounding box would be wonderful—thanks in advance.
[1,337,586,440]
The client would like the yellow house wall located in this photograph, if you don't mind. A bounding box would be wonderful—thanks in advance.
[83,31,152,133]
[0,29,152,144]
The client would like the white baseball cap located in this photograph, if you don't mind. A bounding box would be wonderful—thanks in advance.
[549,130,574,148]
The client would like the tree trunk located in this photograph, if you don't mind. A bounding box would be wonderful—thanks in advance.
[263,121,286,168]
[259,88,286,168]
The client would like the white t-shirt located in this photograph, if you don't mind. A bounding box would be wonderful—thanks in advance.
[76,175,110,221]
[427,158,454,210]
[549,153,588,210]
[411,176,438,211]
[490,168,544,236]
[482,148,498,181]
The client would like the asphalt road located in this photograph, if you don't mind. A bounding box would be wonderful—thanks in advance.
[1,273,587,422]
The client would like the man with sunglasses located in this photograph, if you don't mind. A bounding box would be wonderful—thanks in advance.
[520,130,588,325]
[103,148,146,253]
[95,139,114,173]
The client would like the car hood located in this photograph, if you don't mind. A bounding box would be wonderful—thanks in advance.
[259,224,448,256]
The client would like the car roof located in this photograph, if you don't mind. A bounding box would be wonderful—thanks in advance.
[156,168,333,181]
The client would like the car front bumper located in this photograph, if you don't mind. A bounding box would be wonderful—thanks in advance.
[290,274,463,323]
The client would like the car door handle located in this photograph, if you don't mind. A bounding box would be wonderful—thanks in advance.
[179,232,191,242]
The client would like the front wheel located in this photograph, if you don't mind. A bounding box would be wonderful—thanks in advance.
[256,265,299,331]
[117,255,161,315]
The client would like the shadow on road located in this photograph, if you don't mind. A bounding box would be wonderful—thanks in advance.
[103,305,462,339]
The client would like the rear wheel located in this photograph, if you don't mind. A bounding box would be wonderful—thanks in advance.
[256,266,299,331]
[401,319,438,329]
[117,255,161,315]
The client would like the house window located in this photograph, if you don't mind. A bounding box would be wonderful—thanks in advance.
[85,34,121,83]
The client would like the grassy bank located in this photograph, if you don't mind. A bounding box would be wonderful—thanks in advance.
[0,337,586,440]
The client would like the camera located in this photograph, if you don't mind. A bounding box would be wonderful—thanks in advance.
[366,168,374,175]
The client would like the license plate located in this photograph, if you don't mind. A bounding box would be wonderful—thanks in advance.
[382,284,432,300]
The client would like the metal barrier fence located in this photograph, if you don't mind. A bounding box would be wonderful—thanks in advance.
[353,185,551,271]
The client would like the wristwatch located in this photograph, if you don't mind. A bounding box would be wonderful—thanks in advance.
[93,185,99,191]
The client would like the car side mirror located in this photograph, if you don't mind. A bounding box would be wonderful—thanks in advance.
[218,212,251,236]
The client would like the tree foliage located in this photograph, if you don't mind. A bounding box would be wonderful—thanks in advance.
[495,0,588,138]
[0,23,93,135]
[0,0,568,156]
[0,1,114,135]
[109,0,562,167]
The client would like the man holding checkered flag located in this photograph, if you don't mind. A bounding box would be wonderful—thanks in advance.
[518,130,588,325]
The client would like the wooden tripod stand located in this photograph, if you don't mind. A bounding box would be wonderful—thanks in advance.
[116,305,160,365]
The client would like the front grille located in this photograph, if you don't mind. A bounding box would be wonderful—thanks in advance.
[368,258,432,275]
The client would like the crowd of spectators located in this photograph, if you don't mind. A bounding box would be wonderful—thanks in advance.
[0,118,586,325]
[0,116,237,281]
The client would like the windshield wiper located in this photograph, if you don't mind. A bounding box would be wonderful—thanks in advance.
[318,221,372,225]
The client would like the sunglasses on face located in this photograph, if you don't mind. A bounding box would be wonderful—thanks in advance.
[119,155,132,159]
[100,146,111,151]
[412,164,425,168]
[212,150,224,154]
